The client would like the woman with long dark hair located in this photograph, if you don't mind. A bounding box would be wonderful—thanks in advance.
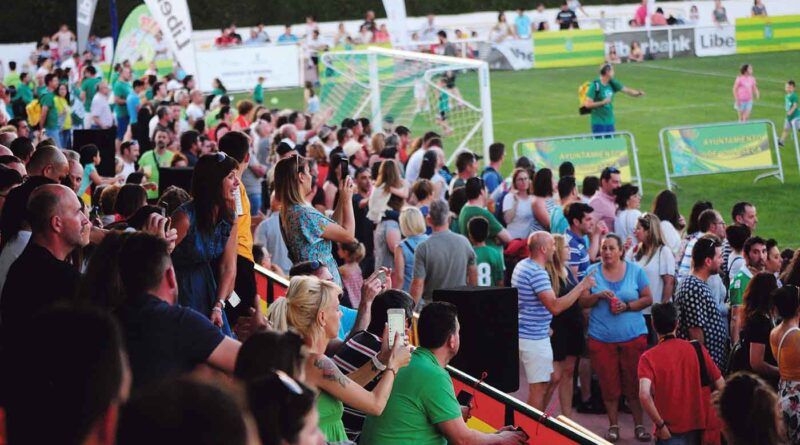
[171,153,240,335]
[652,190,683,259]
[274,155,356,287]
[531,167,556,231]
[728,273,779,387]
[770,284,800,443]
[418,148,446,201]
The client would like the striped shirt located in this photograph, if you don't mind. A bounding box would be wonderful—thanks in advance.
[332,330,382,439]
[566,229,590,279]
[677,232,701,280]
[511,258,554,340]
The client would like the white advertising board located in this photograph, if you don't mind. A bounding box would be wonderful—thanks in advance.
[194,44,301,92]
[694,25,737,57]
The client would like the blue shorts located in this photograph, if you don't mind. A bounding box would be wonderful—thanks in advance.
[115,115,130,140]
[591,123,616,134]
[736,101,753,112]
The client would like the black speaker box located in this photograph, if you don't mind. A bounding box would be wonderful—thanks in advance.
[159,167,194,194]
[72,128,116,177]
[433,286,519,392]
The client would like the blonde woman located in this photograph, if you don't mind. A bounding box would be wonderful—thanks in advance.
[368,160,408,269]
[543,234,595,417]
[368,133,386,168]
[628,213,675,344]
[285,275,411,443]
[393,207,429,292]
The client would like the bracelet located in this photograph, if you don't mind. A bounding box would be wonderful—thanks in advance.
[386,367,397,377]
[216,299,226,308]
[211,307,222,313]
[371,355,387,372]
[656,421,666,430]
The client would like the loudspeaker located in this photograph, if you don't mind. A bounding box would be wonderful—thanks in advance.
[72,129,116,177]
[433,286,519,392]
[159,167,194,194]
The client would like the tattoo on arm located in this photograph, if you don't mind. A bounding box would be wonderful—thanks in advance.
[314,357,349,388]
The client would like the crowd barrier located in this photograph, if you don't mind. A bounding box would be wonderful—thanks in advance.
[252,266,608,444]
[792,119,800,175]
[513,131,644,193]
[658,119,784,190]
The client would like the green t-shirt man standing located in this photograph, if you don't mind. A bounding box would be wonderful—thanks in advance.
[81,70,101,112]
[466,215,505,287]
[584,63,644,134]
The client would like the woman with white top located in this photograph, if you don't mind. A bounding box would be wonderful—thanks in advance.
[628,213,675,345]
[651,190,684,260]
[502,168,535,240]
[418,148,447,202]
[613,183,641,246]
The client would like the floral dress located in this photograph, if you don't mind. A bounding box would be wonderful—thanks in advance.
[171,201,233,336]
[282,204,341,286]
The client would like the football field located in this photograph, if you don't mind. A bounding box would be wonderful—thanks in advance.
[261,50,800,245]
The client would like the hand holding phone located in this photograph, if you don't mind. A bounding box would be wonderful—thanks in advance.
[387,308,405,348]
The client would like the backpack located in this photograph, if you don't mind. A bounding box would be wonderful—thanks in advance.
[578,80,600,115]
[25,99,41,127]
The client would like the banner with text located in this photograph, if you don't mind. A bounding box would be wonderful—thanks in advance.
[533,29,605,68]
[144,0,196,74]
[194,44,302,92]
[515,135,634,183]
[76,0,98,55]
[605,28,694,62]
[663,122,775,177]
[479,38,534,70]
[695,25,736,56]
[736,15,800,54]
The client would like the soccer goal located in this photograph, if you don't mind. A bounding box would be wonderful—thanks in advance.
[319,46,494,162]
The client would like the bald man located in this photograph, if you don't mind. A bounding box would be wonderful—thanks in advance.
[1,185,89,342]
[0,145,12,156]
[511,231,595,410]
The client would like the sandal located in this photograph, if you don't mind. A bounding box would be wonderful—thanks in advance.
[635,425,652,442]
[605,425,620,443]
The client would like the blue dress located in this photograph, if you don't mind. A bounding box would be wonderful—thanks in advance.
[282,204,341,286]
[171,201,233,336]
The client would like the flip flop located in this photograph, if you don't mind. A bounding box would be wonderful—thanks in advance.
[605,425,620,443]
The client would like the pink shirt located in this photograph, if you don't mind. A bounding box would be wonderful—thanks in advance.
[734,75,756,102]
[588,190,617,233]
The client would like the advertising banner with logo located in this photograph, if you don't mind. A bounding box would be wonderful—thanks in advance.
[533,29,605,68]
[661,121,776,177]
[736,15,800,54]
[144,0,196,74]
[76,0,98,54]
[605,28,694,62]
[113,5,165,66]
[695,25,737,57]
[514,134,636,184]
[194,44,302,92]
[478,38,534,70]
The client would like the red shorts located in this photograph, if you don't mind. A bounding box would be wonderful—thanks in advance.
[588,335,647,402]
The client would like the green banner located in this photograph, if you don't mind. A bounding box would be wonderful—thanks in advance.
[533,29,605,68]
[516,136,633,183]
[111,4,174,75]
[664,122,774,176]
[736,15,800,54]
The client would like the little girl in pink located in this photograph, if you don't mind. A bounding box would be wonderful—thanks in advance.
[337,241,365,308]
[733,63,760,122]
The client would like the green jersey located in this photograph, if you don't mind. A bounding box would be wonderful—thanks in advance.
[81,76,101,112]
[113,80,132,118]
[39,91,59,130]
[786,92,800,121]
[138,149,176,199]
[587,77,624,126]
[14,83,33,104]
[474,245,505,286]
[438,90,450,113]
[728,267,753,307]
[3,71,20,89]
[253,84,264,104]
[458,205,504,249]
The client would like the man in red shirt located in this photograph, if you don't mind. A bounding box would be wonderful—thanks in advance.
[638,302,725,445]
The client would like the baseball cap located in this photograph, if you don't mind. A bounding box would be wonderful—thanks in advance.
[276,141,296,156]
[318,125,336,141]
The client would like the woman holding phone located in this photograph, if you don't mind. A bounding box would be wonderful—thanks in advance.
[275,155,356,287]
[581,234,653,442]
[285,275,411,443]
[171,153,240,336]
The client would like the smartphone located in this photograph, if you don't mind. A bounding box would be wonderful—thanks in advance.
[456,390,474,408]
[376,270,387,286]
[340,159,349,179]
[387,308,405,348]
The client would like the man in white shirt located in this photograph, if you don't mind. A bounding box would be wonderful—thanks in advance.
[419,15,438,42]
[185,89,205,127]
[90,81,114,129]
[119,140,140,180]
[531,3,550,31]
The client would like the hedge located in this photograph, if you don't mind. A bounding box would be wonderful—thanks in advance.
[2,0,634,44]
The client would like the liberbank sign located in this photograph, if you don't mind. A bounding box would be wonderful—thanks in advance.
[695,25,737,57]
[605,28,694,62]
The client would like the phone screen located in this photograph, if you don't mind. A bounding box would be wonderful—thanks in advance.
[376,270,387,285]
[387,308,405,348]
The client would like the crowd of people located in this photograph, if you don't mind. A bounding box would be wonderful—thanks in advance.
[0,13,798,445]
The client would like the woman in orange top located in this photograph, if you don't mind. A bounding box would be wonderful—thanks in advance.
[233,99,254,131]
[770,284,800,444]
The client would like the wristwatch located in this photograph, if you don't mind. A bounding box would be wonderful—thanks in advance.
[656,421,667,430]
[371,355,387,372]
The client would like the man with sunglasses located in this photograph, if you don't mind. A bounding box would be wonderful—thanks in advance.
[675,235,730,372]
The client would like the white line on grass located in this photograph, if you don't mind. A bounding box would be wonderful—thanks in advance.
[632,64,788,84]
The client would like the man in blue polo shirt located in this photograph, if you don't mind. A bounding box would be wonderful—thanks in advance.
[565,202,604,279]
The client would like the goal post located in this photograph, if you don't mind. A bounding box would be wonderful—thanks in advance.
[319,46,494,162]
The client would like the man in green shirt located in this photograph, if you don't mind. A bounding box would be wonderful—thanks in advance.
[112,66,133,143]
[80,65,101,113]
[583,63,644,134]
[468,216,505,287]
[780,80,800,146]
[729,236,767,307]
[360,302,527,445]
[3,61,20,89]
[38,74,62,147]
[253,76,264,104]
[138,128,176,199]
[457,177,511,250]
[13,73,33,105]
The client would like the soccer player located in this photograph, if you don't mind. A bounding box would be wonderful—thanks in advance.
[779,80,799,147]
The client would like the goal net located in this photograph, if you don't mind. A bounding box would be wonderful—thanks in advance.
[319,47,493,161]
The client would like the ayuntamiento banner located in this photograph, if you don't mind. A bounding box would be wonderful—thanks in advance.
[516,135,633,183]
[663,121,774,176]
